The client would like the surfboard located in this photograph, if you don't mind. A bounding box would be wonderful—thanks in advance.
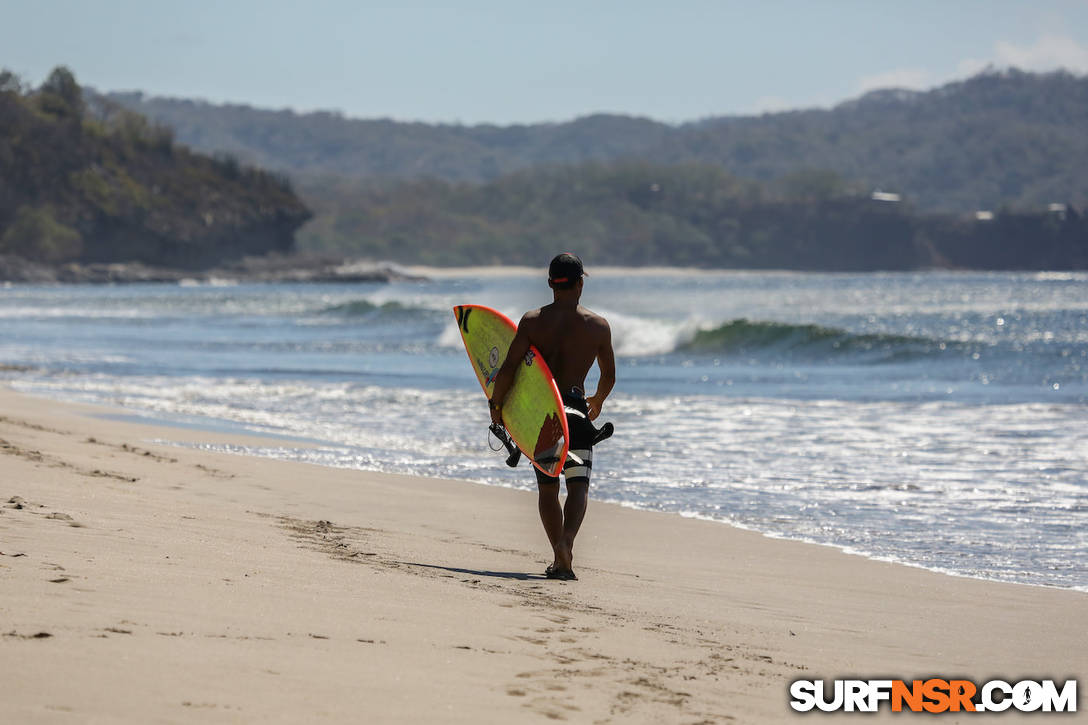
[453,305,569,477]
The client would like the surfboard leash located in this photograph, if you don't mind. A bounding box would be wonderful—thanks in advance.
[487,423,522,467]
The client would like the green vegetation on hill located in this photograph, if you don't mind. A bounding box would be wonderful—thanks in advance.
[676,70,1088,213]
[1,67,311,269]
[298,163,764,266]
[8,65,1083,272]
[296,161,1088,270]
[108,69,1088,214]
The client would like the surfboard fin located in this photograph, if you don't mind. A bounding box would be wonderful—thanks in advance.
[488,423,522,467]
[591,421,614,446]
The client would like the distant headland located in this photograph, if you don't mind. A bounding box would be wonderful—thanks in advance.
[0,67,310,277]
[2,66,1086,277]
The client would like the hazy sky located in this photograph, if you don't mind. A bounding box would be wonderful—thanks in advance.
[4,0,1088,124]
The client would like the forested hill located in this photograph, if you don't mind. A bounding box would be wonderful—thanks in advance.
[106,69,1088,213]
[295,162,1088,271]
[1,68,311,269]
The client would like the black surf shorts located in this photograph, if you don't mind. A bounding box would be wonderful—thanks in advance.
[536,388,596,486]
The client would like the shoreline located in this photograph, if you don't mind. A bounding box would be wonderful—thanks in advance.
[6,257,1088,286]
[1,385,1085,722]
[9,381,1088,595]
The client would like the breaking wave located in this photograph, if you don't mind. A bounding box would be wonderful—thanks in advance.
[317,299,440,320]
[675,318,960,361]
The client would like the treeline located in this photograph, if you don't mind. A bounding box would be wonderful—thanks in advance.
[9,65,1084,272]
[0,67,310,269]
[296,162,1088,270]
[107,69,1088,213]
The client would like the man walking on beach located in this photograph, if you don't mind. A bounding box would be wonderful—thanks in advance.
[489,253,616,581]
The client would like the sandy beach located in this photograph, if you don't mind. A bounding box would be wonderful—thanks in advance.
[1,385,1084,723]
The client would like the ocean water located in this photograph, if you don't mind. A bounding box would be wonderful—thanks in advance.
[2,269,1086,590]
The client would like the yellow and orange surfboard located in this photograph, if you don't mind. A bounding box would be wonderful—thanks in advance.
[453,305,569,476]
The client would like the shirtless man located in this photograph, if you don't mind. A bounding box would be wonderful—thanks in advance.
[489,253,616,581]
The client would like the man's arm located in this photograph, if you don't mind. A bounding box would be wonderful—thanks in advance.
[586,320,615,421]
[489,315,533,426]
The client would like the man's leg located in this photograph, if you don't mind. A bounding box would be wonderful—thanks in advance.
[537,479,570,570]
[559,442,592,557]
[562,479,588,559]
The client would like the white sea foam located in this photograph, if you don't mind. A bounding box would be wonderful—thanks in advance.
[0,307,155,319]
[602,310,699,357]
[3,271,1086,590]
[436,322,466,349]
[13,370,1087,589]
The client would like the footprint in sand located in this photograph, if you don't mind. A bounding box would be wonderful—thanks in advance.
[45,512,84,527]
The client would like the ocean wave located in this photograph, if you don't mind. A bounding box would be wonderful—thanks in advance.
[676,318,954,360]
[524,310,968,362]
[604,311,696,357]
[0,306,155,319]
[316,299,439,319]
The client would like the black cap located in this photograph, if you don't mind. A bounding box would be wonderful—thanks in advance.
[548,253,586,287]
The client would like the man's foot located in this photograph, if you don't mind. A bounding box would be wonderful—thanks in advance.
[552,542,573,573]
[545,567,577,581]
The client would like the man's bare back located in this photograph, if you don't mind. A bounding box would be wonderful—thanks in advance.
[516,302,614,416]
